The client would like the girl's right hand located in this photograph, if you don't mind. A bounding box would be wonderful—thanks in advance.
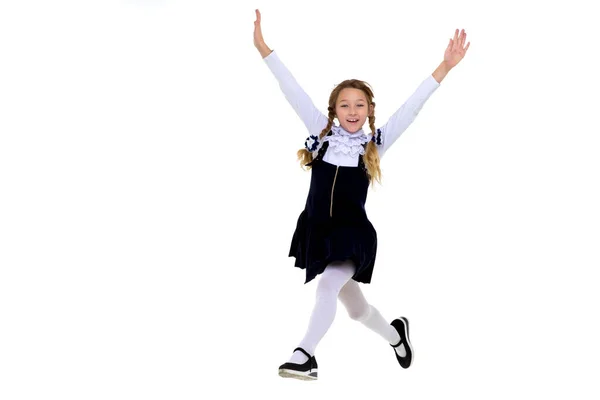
[253,9,266,49]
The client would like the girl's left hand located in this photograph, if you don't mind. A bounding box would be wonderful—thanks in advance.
[444,29,470,69]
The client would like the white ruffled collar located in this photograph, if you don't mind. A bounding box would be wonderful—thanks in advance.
[324,125,370,156]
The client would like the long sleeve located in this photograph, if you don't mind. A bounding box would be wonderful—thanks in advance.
[263,51,329,137]
[376,75,440,158]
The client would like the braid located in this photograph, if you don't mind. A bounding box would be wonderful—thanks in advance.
[296,107,336,170]
[364,114,382,186]
[321,106,336,140]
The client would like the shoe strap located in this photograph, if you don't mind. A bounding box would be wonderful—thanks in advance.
[293,347,312,359]
[391,339,404,348]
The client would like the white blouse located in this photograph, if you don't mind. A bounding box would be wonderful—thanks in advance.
[263,50,440,167]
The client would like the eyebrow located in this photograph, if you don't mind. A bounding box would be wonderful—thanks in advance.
[338,99,366,102]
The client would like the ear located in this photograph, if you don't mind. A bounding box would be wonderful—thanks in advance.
[369,103,375,117]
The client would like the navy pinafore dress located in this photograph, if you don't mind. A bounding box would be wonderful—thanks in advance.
[289,131,378,284]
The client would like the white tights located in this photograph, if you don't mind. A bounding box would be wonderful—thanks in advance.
[288,259,403,364]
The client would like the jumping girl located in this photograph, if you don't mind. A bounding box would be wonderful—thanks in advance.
[253,9,470,381]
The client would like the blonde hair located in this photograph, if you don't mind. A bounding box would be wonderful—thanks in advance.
[297,79,382,186]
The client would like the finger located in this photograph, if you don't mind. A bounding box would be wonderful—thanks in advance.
[460,29,466,46]
[464,41,470,52]
[452,29,459,51]
[255,9,261,23]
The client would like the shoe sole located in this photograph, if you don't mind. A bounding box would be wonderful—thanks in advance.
[399,316,414,367]
[278,369,318,381]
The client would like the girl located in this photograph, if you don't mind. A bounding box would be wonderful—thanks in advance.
[253,9,469,381]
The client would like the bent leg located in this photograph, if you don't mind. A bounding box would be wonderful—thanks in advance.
[338,279,403,352]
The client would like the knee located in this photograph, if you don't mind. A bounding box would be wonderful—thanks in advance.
[347,304,372,322]
[317,263,355,296]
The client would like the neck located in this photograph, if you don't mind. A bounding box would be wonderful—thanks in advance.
[337,125,364,136]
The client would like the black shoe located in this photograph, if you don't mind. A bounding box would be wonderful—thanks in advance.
[278,347,318,381]
[390,317,413,369]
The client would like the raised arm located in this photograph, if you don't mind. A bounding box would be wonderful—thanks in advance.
[376,75,440,158]
[253,9,328,136]
[376,28,470,158]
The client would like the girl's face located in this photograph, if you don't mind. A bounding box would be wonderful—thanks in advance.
[335,88,373,133]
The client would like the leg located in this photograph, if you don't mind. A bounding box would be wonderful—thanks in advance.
[287,259,356,364]
[338,279,406,357]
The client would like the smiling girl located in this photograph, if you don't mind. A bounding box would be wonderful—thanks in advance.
[253,8,470,381]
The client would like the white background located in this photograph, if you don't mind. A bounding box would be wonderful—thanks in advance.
[1,0,599,398]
